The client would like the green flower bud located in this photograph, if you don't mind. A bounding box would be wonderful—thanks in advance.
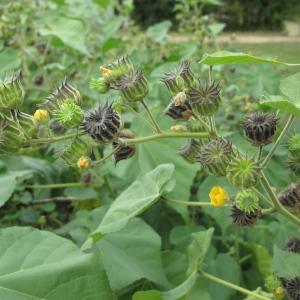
[178,138,202,164]
[17,111,37,139]
[90,77,110,94]
[227,154,259,188]
[287,155,300,176]
[116,70,148,102]
[236,190,259,214]
[0,70,24,111]
[188,81,221,116]
[287,133,300,158]
[53,100,84,129]
[265,274,282,292]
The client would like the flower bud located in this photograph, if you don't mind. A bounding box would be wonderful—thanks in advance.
[0,70,24,111]
[17,111,37,138]
[209,186,228,207]
[278,182,300,209]
[83,102,122,143]
[242,112,278,146]
[283,237,300,253]
[164,96,192,120]
[77,156,91,169]
[178,138,202,163]
[197,138,233,177]
[61,138,90,166]
[188,81,221,116]
[90,77,110,94]
[116,70,148,102]
[53,100,84,129]
[231,204,261,227]
[265,274,282,293]
[226,154,259,188]
[287,156,300,176]
[236,190,259,214]
[33,109,49,125]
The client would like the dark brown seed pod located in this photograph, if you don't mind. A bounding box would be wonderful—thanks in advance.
[83,103,122,143]
[164,96,192,120]
[178,138,203,163]
[230,204,261,227]
[282,277,300,300]
[278,182,300,209]
[242,112,278,146]
[283,238,300,253]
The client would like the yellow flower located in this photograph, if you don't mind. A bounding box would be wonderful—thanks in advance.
[170,125,186,133]
[209,186,228,207]
[274,287,285,297]
[77,156,91,169]
[99,66,111,77]
[33,109,49,124]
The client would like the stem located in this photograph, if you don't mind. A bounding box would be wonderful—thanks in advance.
[192,114,211,132]
[200,271,270,300]
[94,145,121,165]
[32,196,76,204]
[28,131,85,145]
[27,182,102,189]
[253,188,273,206]
[261,114,294,168]
[257,146,263,162]
[164,198,231,207]
[260,172,300,227]
[141,100,162,133]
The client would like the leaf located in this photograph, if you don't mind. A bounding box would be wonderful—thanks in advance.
[146,21,172,43]
[0,170,32,207]
[161,271,198,300]
[273,246,300,279]
[208,23,225,36]
[96,218,170,290]
[38,16,89,54]
[0,227,116,300]
[102,16,124,38]
[133,290,162,300]
[92,164,174,236]
[187,228,214,274]
[0,49,21,73]
[280,71,300,102]
[200,51,300,66]
[64,186,98,200]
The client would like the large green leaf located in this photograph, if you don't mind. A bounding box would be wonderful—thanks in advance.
[273,246,300,279]
[200,51,300,66]
[96,218,170,290]
[0,49,21,73]
[0,227,115,300]
[280,72,300,102]
[133,290,162,300]
[92,164,174,236]
[146,21,172,43]
[39,16,89,54]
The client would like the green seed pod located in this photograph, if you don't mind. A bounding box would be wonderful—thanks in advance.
[178,138,202,164]
[287,133,300,158]
[231,204,261,227]
[227,154,259,188]
[283,237,300,253]
[0,70,24,111]
[236,190,259,214]
[188,81,221,116]
[112,130,136,164]
[17,111,37,139]
[242,112,278,146]
[61,138,90,166]
[164,96,192,120]
[53,100,84,129]
[116,70,148,102]
[278,182,300,209]
[265,274,282,292]
[197,138,233,176]
[287,155,300,176]
[90,77,110,94]
[41,80,81,112]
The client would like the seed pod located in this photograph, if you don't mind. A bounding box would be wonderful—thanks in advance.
[278,182,300,209]
[242,112,278,146]
[112,129,136,164]
[227,154,259,188]
[53,100,84,129]
[90,77,110,94]
[282,277,300,300]
[33,109,49,125]
[236,190,259,214]
[287,134,300,158]
[17,111,37,139]
[288,156,300,176]
[41,79,81,112]
[61,138,90,166]
[230,204,261,227]
[164,96,192,120]
[83,102,122,143]
[178,138,202,164]
[0,70,24,111]
[116,70,148,102]
[283,238,300,253]
[265,274,282,293]
[188,81,221,116]
[197,138,233,177]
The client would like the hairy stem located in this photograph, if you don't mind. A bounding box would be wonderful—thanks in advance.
[27,182,102,189]
[141,100,162,133]
[164,198,231,207]
[29,131,85,145]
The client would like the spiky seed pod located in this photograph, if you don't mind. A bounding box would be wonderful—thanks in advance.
[236,190,259,214]
[242,112,278,146]
[83,103,122,143]
[17,111,37,139]
[177,60,195,87]
[188,81,221,116]
[278,183,300,209]
[41,80,81,112]
[282,277,300,300]
[287,134,300,158]
[33,109,49,125]
[288,156,300,176]
[197,138,233,177]
[90,77,110,94]
[0,70,24,111]
[115,70,148,102]
[227,154,259,188]
[112,129,136,164]
[187,118,210,146]
[283,238,300,253]
[178,139,202,164]
[53,100,84,129]
[0,113,25,154]
[230,204,261,227]
[164,97,192,120]
[61,138,89,166]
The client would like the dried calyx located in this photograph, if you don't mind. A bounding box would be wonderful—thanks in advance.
[278,182,300,209]
[231,204,261,227]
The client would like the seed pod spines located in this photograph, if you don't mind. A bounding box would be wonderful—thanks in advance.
[178,138,202,164]
[231,204,261,227]
[278,182,300,209]
[283,237,300,253]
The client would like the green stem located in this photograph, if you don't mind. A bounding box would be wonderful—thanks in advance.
[141,100,162,133]
[164,198,231,207]
[192,114,211,132]
[27,182,102,189]
[29,131,85,145]
[200,271,270,300]
[260,172,300,227]
[253,188,273,206]
[261,114,294,168]
[94,145,121,165]
[257,146,263,163]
